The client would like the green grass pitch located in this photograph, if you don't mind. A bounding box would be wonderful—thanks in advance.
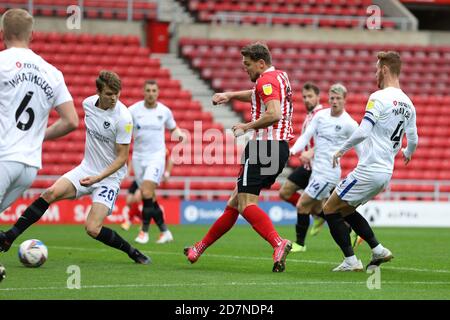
[1,225,449,300]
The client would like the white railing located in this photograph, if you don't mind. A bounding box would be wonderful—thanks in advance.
[24,176,450,202]
[212,12,414,31]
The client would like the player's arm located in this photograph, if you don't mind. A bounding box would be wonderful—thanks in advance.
[44,101,79,140]
[80,143,130,186]
[401,110,418,165]
[163,154,174,182]
[170,126,186,142]
[290,115,317,155]
[212,90,253,105]
[233,99,281,134]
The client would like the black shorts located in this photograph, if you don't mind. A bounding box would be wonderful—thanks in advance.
[128,180,139,194]
[287,166,312,190]
[237,140,289,196]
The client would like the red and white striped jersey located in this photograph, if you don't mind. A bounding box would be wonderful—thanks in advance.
[301,104,324,151]
[250,66,294,141]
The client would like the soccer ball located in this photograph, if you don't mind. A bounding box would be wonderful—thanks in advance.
[18,239,48,268]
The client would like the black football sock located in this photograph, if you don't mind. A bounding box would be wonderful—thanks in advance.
[141,198,155,233]
[295,214,310,246]
[344,211,379,249]
[6,197,50,241]
[95,227,133,255]
[324,213,354,257]
[153,201,168,232]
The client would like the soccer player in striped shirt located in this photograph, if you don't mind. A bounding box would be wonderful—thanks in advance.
[184,43,293,272]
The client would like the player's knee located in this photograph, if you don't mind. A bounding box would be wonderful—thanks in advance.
[41,187,58,203]
[140,189,154,200]
[85,223,101,238]
[279,187,292,201]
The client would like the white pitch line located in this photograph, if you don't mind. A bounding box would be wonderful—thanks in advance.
[7,244,450,274]
[1,280,450,292]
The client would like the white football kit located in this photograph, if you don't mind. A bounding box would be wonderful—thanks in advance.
[63,95,133,213]
[290,108,359,200]
[129,101,176,185]
[0,47,72,212]
[336,87,418,206]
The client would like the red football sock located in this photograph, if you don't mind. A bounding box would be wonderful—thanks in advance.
[286,192,300,207]
[199,205,239,252]
[242,204,283,248]
[128,203,141,221]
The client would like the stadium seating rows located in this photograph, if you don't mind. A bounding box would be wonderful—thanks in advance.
[178,0,397,29]
[0,0,156,20]
[179,37,450,187]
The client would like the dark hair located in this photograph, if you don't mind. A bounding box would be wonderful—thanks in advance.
[377,51,401,76]
[144,79,158,87]
[96,70,121,94]
[302,82,320,95]
[240,43,272,65]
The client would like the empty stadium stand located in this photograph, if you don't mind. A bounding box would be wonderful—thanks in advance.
[178,0,400,29]
[0,0,157,20]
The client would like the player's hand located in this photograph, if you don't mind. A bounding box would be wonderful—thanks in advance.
[80,176,100,187]
[212,93,230,105]
[162,171,170,182]
[401,148,411,165]
[232,123,247,137]
[332,151,343,168]
[300,149,314,166]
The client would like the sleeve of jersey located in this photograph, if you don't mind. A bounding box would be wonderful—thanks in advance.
[339,119,373,154]
[290,114,318,155]
[256,77,281,104]
[362,96,383,126]
[53,71,73,107]
[403,107,419,158]
[116,111,133,144]
[165,109,177,130]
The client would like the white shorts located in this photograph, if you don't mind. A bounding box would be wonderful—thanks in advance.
[63,165,120,215]
[336,169,392,207]
[133,157,165,186]
[0,161,38,212]
[305,175,336,201]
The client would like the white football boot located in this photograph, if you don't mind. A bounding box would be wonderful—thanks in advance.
[332,259,364,272]
[134,231,149,244]
[156,230,174,244]
[367,248,393,270]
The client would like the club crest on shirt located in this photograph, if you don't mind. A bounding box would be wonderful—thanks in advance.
[157,115,163,121]
[262,84,273,95]
[103,121,110,129]
[335,125,342,131]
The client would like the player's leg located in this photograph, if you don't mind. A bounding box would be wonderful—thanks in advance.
[86,199,150,265]
[279,166,311,206]
[0,162,38,213]
[121,181,139,231]
[322,191,363,271]
[238,140,292,272]
[184,187,239,264]
[0,176,76,252]
[279,179,301,206]
[337,172,394,269]
[291,193,317,252]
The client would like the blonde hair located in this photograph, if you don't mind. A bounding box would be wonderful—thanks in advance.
[1,8,34,42]
[329,83,347,98]
[96,70,122,94]
[377,51,401,76]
